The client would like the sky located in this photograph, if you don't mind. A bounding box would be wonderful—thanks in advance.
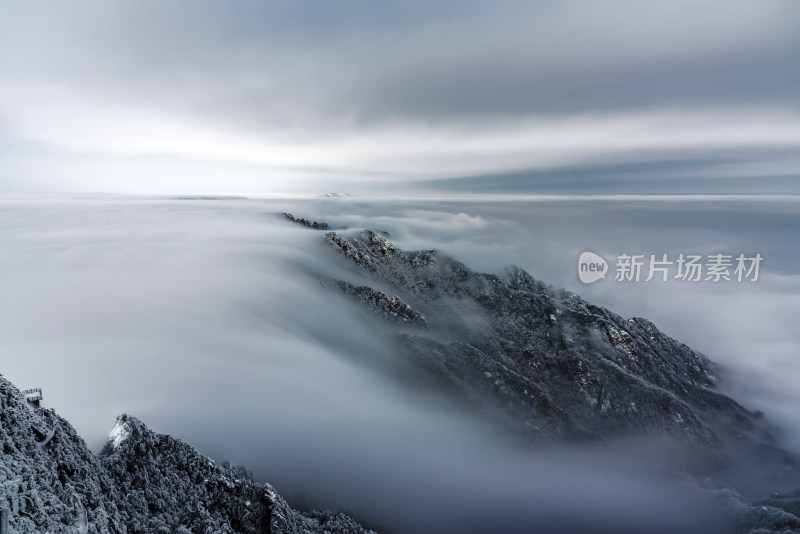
[1,0,799,195]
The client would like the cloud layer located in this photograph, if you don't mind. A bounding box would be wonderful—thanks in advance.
[2,195,799,531]
[1,1,798,193]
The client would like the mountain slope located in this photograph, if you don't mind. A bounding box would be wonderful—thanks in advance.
[323,229,799,484]
[0,375,374,534]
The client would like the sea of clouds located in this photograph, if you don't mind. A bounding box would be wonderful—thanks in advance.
[1,194,798,533]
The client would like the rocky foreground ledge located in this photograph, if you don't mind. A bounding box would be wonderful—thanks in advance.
[0,375,374,534]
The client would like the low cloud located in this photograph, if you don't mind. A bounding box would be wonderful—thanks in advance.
[2,195,799,532]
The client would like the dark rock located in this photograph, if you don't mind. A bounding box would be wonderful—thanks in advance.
[323,230,794,465]
[284,213,331,230]
[337,281,427,328]
[320,229,800,532]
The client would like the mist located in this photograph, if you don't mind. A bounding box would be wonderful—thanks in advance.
[1,194,799,532]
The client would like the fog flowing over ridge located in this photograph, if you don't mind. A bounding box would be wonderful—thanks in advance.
[2,194,800,532]
[3,1,800,530]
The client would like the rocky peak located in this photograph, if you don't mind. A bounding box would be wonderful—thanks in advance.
[283,213,330,230]
[322,229,786,461]
[0,374,374,534]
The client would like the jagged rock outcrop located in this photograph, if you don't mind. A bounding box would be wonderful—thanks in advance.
[336,281,427,328]
[284,213,330,230]
[323,230,795,467]
[99,414,372,534]
[0,374,374,534]
[319,228,800,533]
[0,376,126,534]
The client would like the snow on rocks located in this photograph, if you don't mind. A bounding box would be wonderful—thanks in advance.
[0,375,375,534]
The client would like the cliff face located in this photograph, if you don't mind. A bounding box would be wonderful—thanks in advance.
[0,375,373,534]
[0,375,126,534]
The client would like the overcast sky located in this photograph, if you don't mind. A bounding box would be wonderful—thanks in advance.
[1,1,798,194]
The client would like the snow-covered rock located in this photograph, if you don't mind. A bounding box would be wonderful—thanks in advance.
[336,280,427,328]
[0,375,374,534]
[322,229,800,527]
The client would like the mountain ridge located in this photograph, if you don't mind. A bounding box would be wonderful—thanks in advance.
[318,226,800,532]
[0,374,375,534]
[4,216,800,533]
